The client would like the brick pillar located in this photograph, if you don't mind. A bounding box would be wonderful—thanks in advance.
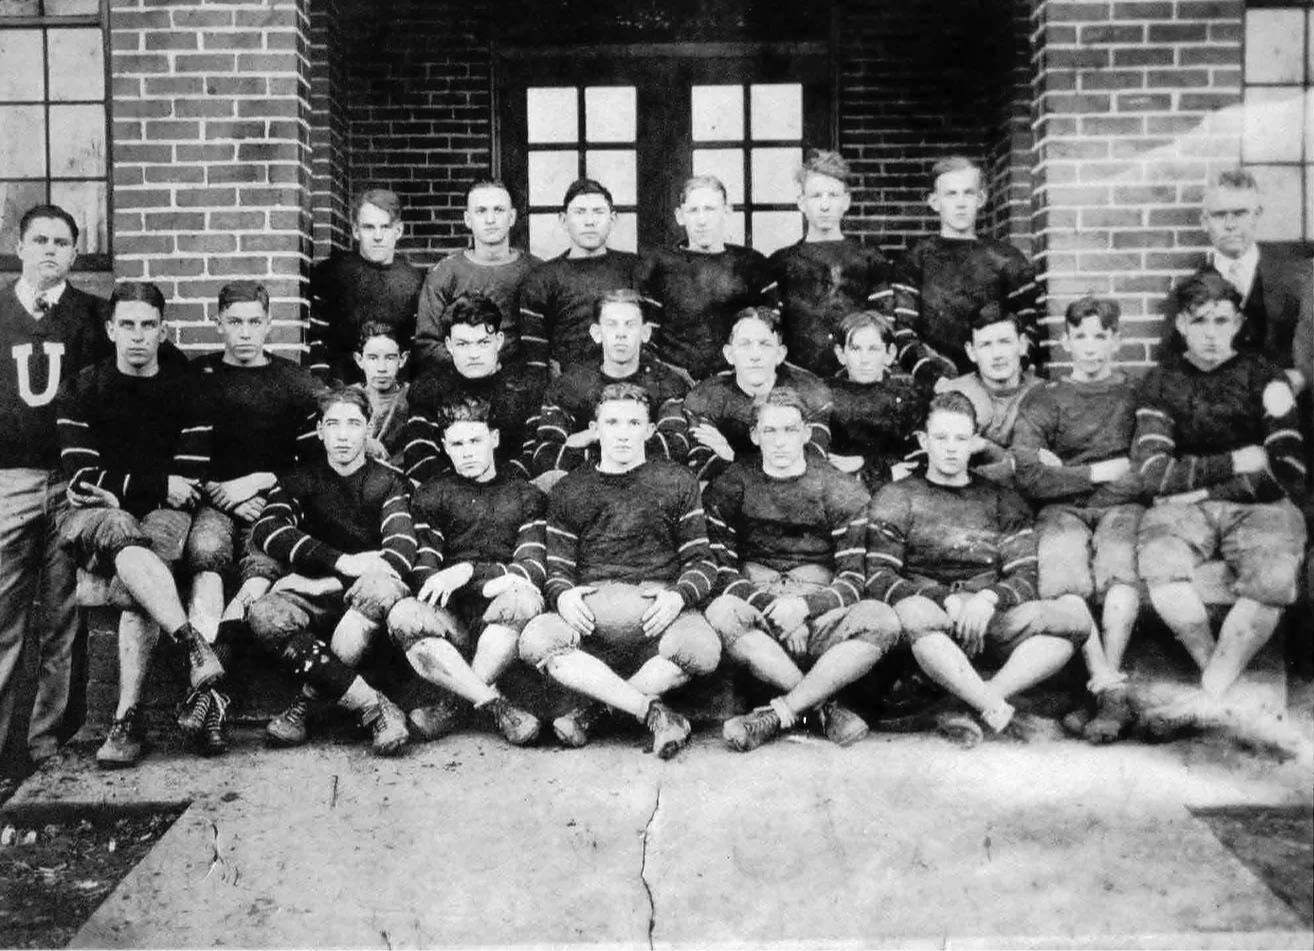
[109,0,313,356]
[310,0,351,260]
[1030,0,1243,366]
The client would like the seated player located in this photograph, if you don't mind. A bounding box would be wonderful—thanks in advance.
[404,293,542,484]
[54,281,223,768]
[827,310,930,493]
[355,322,410,467]
[683,307,832,484]
[1012,297,1144,743]
[866,392,1094,747]
[705,389,900,751]
[182,281,324,751]
[637,175,776,382]
[532,289,689,486]
[518,383,721,758]
[386,398,546,745]
[247,386,416,756]
[1132,272,1307,733]
[893,156,1044,376]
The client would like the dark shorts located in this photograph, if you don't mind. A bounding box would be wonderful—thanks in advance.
[1036,503,1144,600]
[388,585,544,653]
[57,506,191,576]
[894,593,1091,660]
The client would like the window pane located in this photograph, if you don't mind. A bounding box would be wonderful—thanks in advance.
[750,84,802,140]
[1249,165,1302,242]
[724,211,745,247]
[0,106,47,176]
[49,104,105,176]
[528,212,568,261]
[49,28,104,101]
[0,1,41,14]
[610,212,637,253]
[527,87,577,144]
[692,148,744,204]
[50,179,106,253]
[527,150,578,207]
[0,30,45,101]
[584,87,635,143]
[691,85,743,141]
[584,149,635,205]
[1242,87,1304,162]
[1244,10,1305,84]
[750,147,803,203]
[45,0,103,13]
[751,211,803,256]
[0,180,48,251]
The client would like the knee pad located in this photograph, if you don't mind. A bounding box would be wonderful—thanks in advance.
[893,595,949,642]
[482,585,544,631]
[517,614,578,668]
[703,594,761,647]
[1233,551,1301,607]
[247,593,309,653]
[841,600,902,652]
[239,549,283,585]
[346,572,409,624]
[1136,534,1193,588]
[658,615,722,676]
[92,509,150,562]
[387,598,459,653]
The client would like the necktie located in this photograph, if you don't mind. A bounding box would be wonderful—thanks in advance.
[1226,259,1243,293]
[34,293,51,316]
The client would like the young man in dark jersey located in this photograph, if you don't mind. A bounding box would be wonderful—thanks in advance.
[517,383,721,758]
[866,392,1094,747]
[637,175,777,382]
[705,388,901,751]
[1,204,110,783]
[893,157,1045,376]
[768,150,953,384]
[386,398,546,745]
[54,281,223,768]
[247,386,415,756]
[519,179,641,377]
[308,188,424,384]
[683,307,832,485]
[355,322,410,467]
[1012,297,1143,743]
[404,293,541,485]
[413,180,540,376]
[532,289,689,487]
[1133,272,1307,733]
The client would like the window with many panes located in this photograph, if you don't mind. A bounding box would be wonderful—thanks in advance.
[1243,1,1313,243]
[0,0,110,269]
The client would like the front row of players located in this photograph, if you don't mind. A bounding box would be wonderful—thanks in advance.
[65,269,1305,767]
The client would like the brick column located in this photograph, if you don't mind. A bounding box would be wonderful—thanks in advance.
[109,0,313,356]
[1030,0,1243,366]
[310,0,351,260]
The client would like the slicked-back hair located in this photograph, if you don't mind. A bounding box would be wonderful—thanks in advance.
[592,288,649,324]
[1171,270,1242,319]
[929,155,982,191]
[1064,296,1121,332]
[19,203,79,244]
[795,149,851,189]
[440,397,493,433]
[217,280,269,316]
[750,386,808,428]
[926,390,978,432]
[466,178,516,206]
[356,320,401,351]
[354,188,402,224]
[562,178,614,212]
[110,281,166,319]
[594,381,651,420]
[968,300,1020,337]
[837,309,896,348]
[318,384,372,422]
[679,174,729,205]
[728,305,783,343]
[446,291,503,335]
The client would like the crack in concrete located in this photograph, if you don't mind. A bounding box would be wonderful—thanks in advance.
[639,782,661,950]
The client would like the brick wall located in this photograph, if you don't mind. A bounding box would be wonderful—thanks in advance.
[109,0,315,356]
[309,0,351,260]
[1029,0,1244,366]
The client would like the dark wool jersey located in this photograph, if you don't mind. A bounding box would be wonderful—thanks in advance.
[403,363,543,484]
[829,371,930,493]
[704,461,869,618]
[637,244,777,380]
[308,250,425,384]
[892,236,1045,375]
[55,358,212,518]
[252,457,416,580]
[683,365,833,483]
[866,475,1038,610]
[410,469,547,591]
[1131,351,1305,505]
[413,249,541,374]
[0,280,110,469]
[193,352,324,481]
[543,459,717,609]
[1012,372,1140,508]
[518,250,641,374]
[532,358,690,474]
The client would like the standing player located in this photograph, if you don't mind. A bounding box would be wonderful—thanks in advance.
[517,383,721,757]
[637,175,776,381]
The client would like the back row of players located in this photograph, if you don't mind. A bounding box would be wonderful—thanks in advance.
[1,150,1308,773]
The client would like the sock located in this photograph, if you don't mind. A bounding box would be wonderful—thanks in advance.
[1087,670,1128,695]
[769,697,797,729]
[337,678,377,713]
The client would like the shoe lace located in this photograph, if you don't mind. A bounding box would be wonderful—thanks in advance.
[281,698,308,726]
[742,708,778,738]
[206,691,231,727]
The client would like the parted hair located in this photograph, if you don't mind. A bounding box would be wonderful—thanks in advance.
[110,281,166,318]
[446,291,503,334]
[926,390,978,431]
[750,386,808,428]
[729,305,783,342]
[968,300,1020,335]
[440,397,492,432]
[217,280,269,316]
[356,320,401,351]
[318,384,372,422]
[929,155,982,191]
[795,149,851,189]
[1172,270,1242,318]
[466,178,516,205]
[837,310,896,348]
[594,381,651,419]
[19,203,79,244]
[680,174,729,205]
[592,288,649,324]
[354,188,402,223]
[562,178,614,212]
[1064,296,1120,331]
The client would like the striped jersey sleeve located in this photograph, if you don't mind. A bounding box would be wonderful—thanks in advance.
[252,480,344,575]
[986,487,1038,610]
[542,493,581,609]
[670,473,718,608]
[1131,375,1238,497]
[863,485,951,606]
[378,471,418,579]
[889,248,956,388]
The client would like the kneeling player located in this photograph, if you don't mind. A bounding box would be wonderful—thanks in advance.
[866,392,1094,746]
[518,383,722,758]
[705,389,900,751]
[387,398,546,745]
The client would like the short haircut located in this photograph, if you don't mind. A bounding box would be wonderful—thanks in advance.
[929,155,982,191]
[750,386,808,428]
[356,320,401,351]
[318,384,372,422]
[109,281,166,318]
[594,381,651,419]
[968,300,1020,337]
[729,305,783,343]
[217,280,269,315]
[795,149,851,189]
[926,390,978,431]
[354,188,402,223]
[1210,167,1260,194]
[1064,296,1121,332]
[837,310,896,348]
[446,292,503,335]
[1172,271,1242,318]
[679,175,729,205]
[562,178,614,212]
[19,203,79,244]
[466,179,515,205]
[592,288,648,324]
[440,397,492,433]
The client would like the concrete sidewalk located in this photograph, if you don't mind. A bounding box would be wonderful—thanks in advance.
[9,721,1313,949]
